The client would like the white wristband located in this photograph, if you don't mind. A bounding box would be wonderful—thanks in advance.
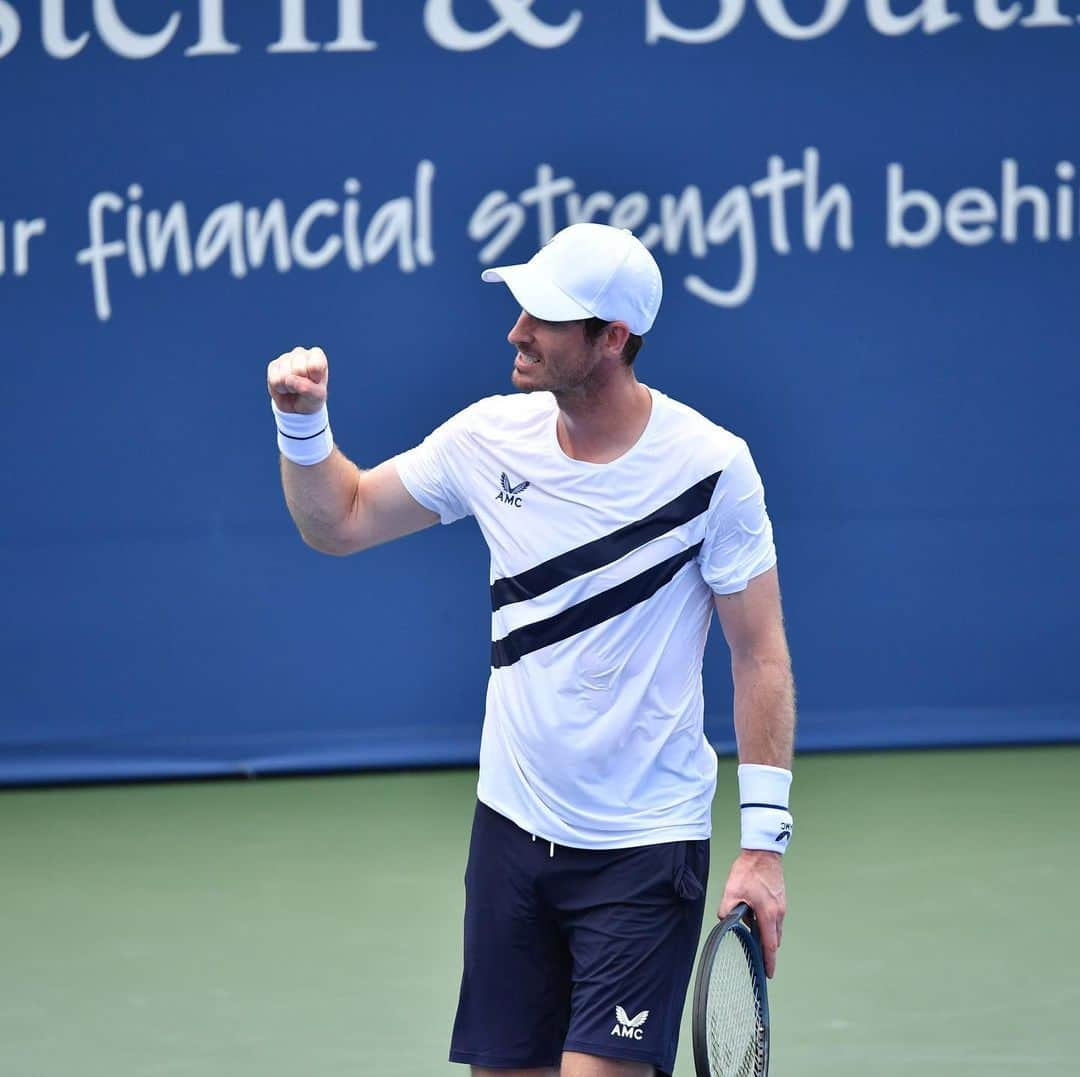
[272,401,334,466]
[738,763,793,854]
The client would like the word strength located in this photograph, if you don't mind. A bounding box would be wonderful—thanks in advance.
[1,0,1078,61]
[472,152,853,308]
[75,162,434,321]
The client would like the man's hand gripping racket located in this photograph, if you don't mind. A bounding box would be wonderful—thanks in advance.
[718,850,786,978]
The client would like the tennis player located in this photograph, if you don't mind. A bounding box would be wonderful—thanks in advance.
[267,223,795,1077]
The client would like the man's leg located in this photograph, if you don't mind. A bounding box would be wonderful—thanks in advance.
[471,1061,650,1077]
[470,1067,557,1075]
[471,1069,559,1077]
[553,839,710,1077]
[450,805,572,1072]
[561,1052,654,1076]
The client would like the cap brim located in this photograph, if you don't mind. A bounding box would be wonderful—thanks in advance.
[481,263,593,322]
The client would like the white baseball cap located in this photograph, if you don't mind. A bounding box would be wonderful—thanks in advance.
[481,223,663,335]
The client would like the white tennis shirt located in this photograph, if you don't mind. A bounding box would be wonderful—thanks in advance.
[394,386,777,849]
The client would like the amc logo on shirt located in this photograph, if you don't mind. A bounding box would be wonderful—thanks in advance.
[495,472,530,507]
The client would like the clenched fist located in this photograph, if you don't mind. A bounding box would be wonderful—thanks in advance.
[267,346,329,415]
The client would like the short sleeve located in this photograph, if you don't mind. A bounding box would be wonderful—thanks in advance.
[392,409,474,525]
[698,438,777,594]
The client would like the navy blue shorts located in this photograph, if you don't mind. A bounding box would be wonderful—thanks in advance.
[449,802,709,1076]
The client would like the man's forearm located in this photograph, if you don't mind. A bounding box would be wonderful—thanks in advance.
[281,449,364,556]
[722,647,794,978]
[731,650,795,768]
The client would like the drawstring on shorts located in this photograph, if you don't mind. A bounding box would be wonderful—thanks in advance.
[531,834,555,858]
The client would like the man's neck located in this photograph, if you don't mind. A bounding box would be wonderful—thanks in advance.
[554,373,653,465]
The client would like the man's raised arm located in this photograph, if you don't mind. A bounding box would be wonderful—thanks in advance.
[267,346,439,556]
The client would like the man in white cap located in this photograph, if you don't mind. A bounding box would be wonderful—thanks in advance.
[267,223,795,1077]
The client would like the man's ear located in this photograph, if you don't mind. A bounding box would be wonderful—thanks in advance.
[605,321,631,357]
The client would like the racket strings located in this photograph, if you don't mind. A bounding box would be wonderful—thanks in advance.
[704,932,767,1076]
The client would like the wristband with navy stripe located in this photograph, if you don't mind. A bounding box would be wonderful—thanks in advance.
[738,762,793,853]
[272,400,334,466]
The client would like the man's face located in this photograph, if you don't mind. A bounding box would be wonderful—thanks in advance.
[507,310,601,394]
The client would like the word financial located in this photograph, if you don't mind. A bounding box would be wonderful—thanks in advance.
[1,1,1076,61]
[75,163,434,322]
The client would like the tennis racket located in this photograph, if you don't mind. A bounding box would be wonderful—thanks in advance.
[691,902,770,1077]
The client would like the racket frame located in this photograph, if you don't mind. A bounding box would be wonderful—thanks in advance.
[691,901,771,1077]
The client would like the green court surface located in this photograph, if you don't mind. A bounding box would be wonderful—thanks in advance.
[2,746,1078,1076]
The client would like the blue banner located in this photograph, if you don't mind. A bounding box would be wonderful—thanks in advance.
[2,2,1078,784]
